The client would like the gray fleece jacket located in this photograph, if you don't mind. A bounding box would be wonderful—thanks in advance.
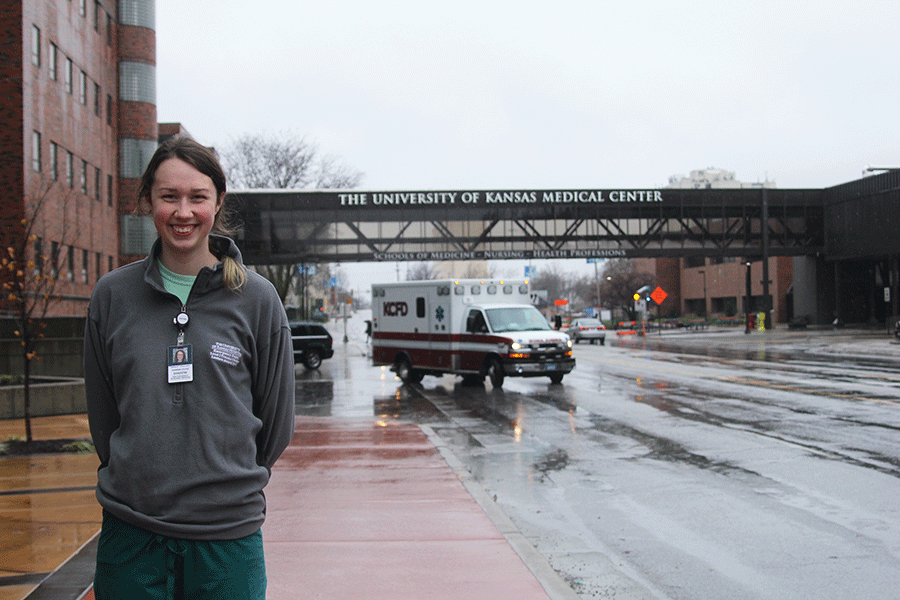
[84,236,295,540]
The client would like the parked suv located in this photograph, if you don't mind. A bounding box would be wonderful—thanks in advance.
[289,322,334,369]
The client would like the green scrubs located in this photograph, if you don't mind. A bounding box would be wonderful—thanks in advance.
[94,511,266,600]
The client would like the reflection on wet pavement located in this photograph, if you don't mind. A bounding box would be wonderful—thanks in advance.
[295,380,335,417]
[372,386,447,422]
[0,416,100,600]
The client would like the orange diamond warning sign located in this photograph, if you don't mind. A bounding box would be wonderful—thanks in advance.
[650,286,667,305]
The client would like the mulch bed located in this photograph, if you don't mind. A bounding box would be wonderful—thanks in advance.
[0,438,94,456]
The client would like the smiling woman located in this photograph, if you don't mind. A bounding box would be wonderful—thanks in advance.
[148,158,222,274]
[137,138,226,276]
[84,136,296,599]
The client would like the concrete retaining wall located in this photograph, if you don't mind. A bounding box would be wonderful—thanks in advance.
[0,317,86,378]
[0,379,86,419]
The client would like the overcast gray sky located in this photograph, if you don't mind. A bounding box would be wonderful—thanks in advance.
[155,0,900,291]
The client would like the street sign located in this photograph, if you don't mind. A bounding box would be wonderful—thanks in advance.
[554,299,568,306]
[650,286,668,305]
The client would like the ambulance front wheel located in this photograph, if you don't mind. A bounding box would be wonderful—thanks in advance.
[486,358,505,388]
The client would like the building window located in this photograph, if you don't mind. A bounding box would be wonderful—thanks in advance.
[64,57,72,93]
[51,241,59,278]
[685,256,705,269]
[79,0,86,17]
[34,238,43,275]
[31,26,40,66]
[81,160,88,193]
[49,142,58,180]
[94,83,101,116]
[82,249,89,283]
[94,1,101,29]
[32,131,41,172]
[107,174,113,206]
[120,138,157,178]
[119,62,156,104]
[49,42,57,80]
[79,71,87,105]
[106,12,113,45]
[66,151,74,188]
[67,246,75,281]
[121,214,158,255]
[119,0,155,29]
[108,256,113,273]
[106,93,113,124]
[95,167,101,200]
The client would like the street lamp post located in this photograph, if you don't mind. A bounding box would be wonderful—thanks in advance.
[744,261,752,334]
[698,269,708,319]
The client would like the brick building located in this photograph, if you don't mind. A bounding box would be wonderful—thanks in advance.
[647,256,793,324]
[649,169,792,324]
[0,0,158,317]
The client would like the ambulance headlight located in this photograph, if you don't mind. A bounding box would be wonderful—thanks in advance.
[511,342,522,351]
[566,339,573,349]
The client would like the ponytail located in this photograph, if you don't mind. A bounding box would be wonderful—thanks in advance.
[222,255,246,291]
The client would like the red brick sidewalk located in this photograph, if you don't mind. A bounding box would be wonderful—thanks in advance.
[263,417,557,599]
[79,417,561,600]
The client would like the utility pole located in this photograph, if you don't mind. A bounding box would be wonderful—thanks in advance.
[343,295,349,343]
[761,188,771,330]
[699,269,708,318]
[745,260,752,334]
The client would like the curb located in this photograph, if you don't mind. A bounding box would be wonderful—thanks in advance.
[24,533,97,600]
[420,424,582,600]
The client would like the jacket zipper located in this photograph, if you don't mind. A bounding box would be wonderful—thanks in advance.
[173,301,188,404]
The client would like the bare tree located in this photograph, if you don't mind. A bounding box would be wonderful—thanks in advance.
[0,184,74,443]
[315,154,364,189]
[572,274,597,310]
[407,262,435,281]
[222,132,318,189]
[601,259,655,322]
[531,264,581,307]
[220,132,364,311]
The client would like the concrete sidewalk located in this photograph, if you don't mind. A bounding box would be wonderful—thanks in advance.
[1,415,576,600]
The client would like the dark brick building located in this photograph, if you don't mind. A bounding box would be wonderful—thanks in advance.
[1,0,159,316]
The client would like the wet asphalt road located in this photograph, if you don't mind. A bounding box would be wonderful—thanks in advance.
[298,325,900,600]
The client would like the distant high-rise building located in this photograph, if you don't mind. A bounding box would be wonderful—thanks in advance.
[667,167,775,190]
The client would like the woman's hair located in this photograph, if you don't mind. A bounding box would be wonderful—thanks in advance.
[137,135,246,291]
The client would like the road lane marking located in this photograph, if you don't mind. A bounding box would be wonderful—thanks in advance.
[582,353,900,406]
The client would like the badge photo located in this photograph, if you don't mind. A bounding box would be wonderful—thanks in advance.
[167,344,193,383]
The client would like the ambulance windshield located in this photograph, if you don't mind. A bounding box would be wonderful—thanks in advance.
[485,306,552,333]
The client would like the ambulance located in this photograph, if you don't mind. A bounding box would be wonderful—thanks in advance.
[371,279,575,387]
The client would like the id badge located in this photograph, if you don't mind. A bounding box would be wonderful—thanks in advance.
[168,345,193,384]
